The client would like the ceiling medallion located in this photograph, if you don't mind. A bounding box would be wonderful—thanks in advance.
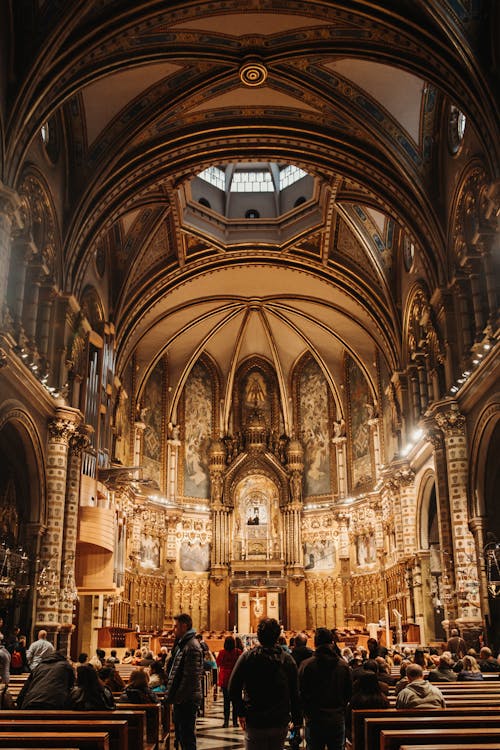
[239,60,268,87]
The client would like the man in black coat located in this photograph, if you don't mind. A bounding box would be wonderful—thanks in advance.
[291,632,313,669]
[229,617,302,750]
[165,613,203,750]
[299,627,353,750]
[18,650,74,709]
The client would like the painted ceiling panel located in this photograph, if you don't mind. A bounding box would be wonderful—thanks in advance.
[325,59,424,143]
[170,13,330,35]
[365,207,387,236]
[189,86,319,113]
[82,62,180,144]
[121,210,141,236]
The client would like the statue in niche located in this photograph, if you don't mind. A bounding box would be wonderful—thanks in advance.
[333,418,346,439]
[245,373,267,408]
[290,471,302,503]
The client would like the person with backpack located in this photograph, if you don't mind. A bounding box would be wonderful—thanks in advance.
[229,617,302,750]
[298,627,353,750]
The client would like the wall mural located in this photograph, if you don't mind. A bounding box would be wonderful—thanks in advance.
[183,361,212,498]
[179,541,210,572]
[356,532,377,566]
[346,355,373,490]
[299,359,331,496]
[139,535,161,570]
[243,369,271,425]
[304,540,336,571]
[142,361,163,487]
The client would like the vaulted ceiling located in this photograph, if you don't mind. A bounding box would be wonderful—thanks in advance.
[4,0,498,406]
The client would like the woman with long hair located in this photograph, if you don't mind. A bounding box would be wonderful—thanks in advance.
[216,636,242,728]
[118,668,157,704]
[71,664,115,710]
[347,671,389,741]
[457,655,485,681]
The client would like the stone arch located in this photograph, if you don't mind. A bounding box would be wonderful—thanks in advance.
[417,469,437,550]
[468,395,500,520]
[0,400,46,528]
[17,167,62,287]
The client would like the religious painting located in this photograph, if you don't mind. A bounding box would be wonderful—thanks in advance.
[142,361,163,487]
[242,368,271,426]
[346,355,374,490]
[304,540,336,572]
[183,361,212,498]
[299,359,331,496]
[179,541,210,572]
[233,474,281,560]
[356,532,377,566]
[139,535,161,570]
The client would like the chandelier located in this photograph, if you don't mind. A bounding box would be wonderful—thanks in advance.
[0,543,29,600]
[485,542,500,598]
[37,554,79,604]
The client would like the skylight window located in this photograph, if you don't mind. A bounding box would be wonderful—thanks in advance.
[198,166,225,190]
[279,165,307,190]
[230,171,274,192]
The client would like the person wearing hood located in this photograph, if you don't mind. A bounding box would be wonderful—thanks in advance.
[396,664,446,709]
[298,627,353,750]
[165,612,203,750]
[229,617,302,750]
[17,649,75,709]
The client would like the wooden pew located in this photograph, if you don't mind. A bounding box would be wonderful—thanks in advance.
[400,745,500,750]
[0,720,127,750]
[117,703,161,749]
[352,707,500,750]
[381,728,500,749]
[0,711,147,750]
[0,734,109,750]
[365,715,500,750]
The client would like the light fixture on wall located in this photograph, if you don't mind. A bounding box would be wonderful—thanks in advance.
[36,558,59,603]
[485,542,500,598]
[0,544,29,600]
[60,555,79,604]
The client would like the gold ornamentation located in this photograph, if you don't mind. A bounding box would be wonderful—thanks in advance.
[239,60,268,87]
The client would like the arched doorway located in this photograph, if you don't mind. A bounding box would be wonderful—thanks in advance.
[483,421,500,649]
[419,475,446,641]
[0,418,43,639]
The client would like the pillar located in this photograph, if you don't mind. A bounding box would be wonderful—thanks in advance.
[11,235,36,344]
[435,403,482,627]
[58,427,90,652]
[35,407,81,641]
[333,436,347,498]
[166,427,181,502]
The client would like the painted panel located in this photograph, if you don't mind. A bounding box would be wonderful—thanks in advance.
[142,361,163,486]
[346,355,373,490]
[179,541,210,572]
[184,361,212,498]
[299,359,331,496]
[304,540,336,571]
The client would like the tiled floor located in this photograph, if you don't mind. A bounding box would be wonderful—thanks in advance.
[196,692,245,749]
[195,691,302,749]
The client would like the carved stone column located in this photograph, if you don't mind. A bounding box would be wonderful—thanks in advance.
[133,420,146,467]
[58,427,90,639]
[395,467,417,556]
[166,425,181,502]
[435,403,481,625]
[369,418,381,478]
[35,407,81,640]
[0,183,21,333]
[332,436,347,498]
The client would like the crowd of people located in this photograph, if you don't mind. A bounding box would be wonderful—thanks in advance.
[0,618,496,750]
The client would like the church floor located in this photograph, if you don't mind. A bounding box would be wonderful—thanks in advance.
[195,692,300,749]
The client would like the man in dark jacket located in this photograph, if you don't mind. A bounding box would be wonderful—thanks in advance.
[18,650,74,709]
[299,627,352,750]
[229,617,302,750]
[427,654,458,682]
[291,632,313,668]
[165,613,203,750]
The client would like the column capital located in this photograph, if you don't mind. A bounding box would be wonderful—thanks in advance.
[48,406,83,443]
[434,402,466,435]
